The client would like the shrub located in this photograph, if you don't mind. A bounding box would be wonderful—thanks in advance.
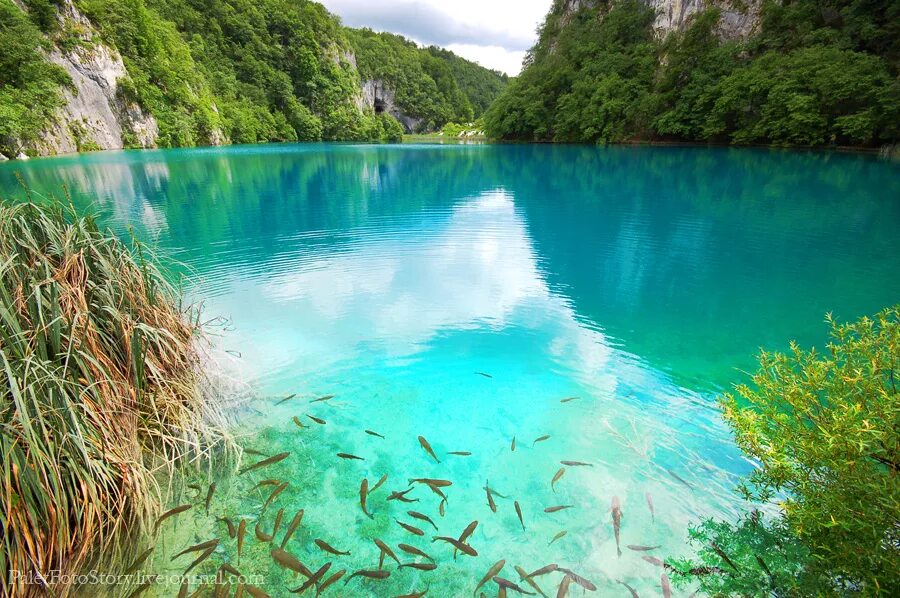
[673,307,900,594]
[0,200,230,595]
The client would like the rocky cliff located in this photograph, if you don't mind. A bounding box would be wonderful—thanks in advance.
[26,0,159,156]
[558,0,762,39]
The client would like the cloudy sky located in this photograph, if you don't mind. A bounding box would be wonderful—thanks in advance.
[319,0,552,75]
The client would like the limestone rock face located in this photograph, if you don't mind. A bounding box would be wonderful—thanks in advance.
[360,79,423,134]
[25,0,159,156]
[558,0,762,40]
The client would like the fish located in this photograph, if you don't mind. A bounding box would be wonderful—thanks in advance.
[311,394,335,403]
[400,562,437,571]
[448,451,472,456]
[556,575,572,598]
[396,520,425,536]
[560,397,579,403]
[172,539,219,560]
[398,543,434,562]
[486,484,497,513]
[511,437,516,452]
[426,484,447,501]
[543,505,574,513]
[365,430,385,439]
[240,452,290,475]
[475,560,506,595]
[337,453,364,460]
[439,498,446,517]
[484,482,510,499]
[124,548,154,574]
[524,564,559,580]
[360,479,374,519]
[711,542,740,572]
[642,556,664,567]
[344,570,390,584]
[370,473,388,494]
[263,482,289,510]
[627,545,661,552]
[374,539,401,566]
[220,563,241,577]
[408,511,438,530]
[661,573,671,598]
[272,508,285,537]
[255,520,274,542]
[559,461,592,467]
[611,496,623,557]
[237,519,247,562]
[276,393,298,405]
[548,531,567,546]
[666,468,693,491]
[395,591,428,598]
[318,569,346,594]
[280,509,304,549]
[154,504,191,531]
[475,372,493,378]
[514,501,526,531]
[454,520,478,558]
[432,536,477,556]
[289,562,331,594]
[244,448,269,457]
[307,415,326,425]
[177,580,189,598]
[646,492,655,522]
[292,416,307,429]
[417,436,440,463]
[616,580,640,598]
[408,478,452,488]
[551,468,565,492]
[271,549,313,577]
[388,488,419,503]
[557,568,596,591]
[218,517,236,539]
[315,539,350,556]
[493,577,535,595]
[205,483,216,515]
[514,565,547,598]
[251,479,281,492]
[532,435,550,446]
[184,545,216,574]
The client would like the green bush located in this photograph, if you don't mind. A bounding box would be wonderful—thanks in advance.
[0,0,70,156]
[673,307,900,594]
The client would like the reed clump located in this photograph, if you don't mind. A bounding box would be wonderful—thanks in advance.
[0,200,229,596]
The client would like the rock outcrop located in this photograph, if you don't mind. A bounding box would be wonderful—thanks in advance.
[24,0,159,156]
[360,79,423,134]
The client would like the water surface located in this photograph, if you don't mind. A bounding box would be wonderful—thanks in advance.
[2,144,898,596]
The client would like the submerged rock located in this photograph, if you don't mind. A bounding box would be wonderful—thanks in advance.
[15,152,29,161]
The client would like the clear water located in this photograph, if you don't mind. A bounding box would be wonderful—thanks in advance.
[2,144,899,596]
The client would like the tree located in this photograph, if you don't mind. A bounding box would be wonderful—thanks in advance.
[673,307,900,595]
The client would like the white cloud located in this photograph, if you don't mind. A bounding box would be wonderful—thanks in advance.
[319,0,551,75]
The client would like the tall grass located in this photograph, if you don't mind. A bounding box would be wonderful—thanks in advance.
[0,200,230,596]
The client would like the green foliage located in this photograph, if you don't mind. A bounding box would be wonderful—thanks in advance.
[424,46,508,116]
[347,29,461,131]
[0,0,70,156]
[670,512,814,596]
[676,307,900,594]
[485,0,900,147]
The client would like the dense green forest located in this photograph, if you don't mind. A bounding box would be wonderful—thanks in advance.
[0,0,505,154]
[485,0,900,147]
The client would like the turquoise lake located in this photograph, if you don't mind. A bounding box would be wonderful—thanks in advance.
[2,144,899,596]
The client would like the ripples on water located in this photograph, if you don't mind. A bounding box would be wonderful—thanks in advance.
[2,144,898,596]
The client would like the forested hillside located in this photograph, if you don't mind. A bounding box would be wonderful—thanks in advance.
[0,0,506,157]
[485,0,900,148]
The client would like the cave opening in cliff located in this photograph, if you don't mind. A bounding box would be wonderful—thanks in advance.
[374,99,385,114]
